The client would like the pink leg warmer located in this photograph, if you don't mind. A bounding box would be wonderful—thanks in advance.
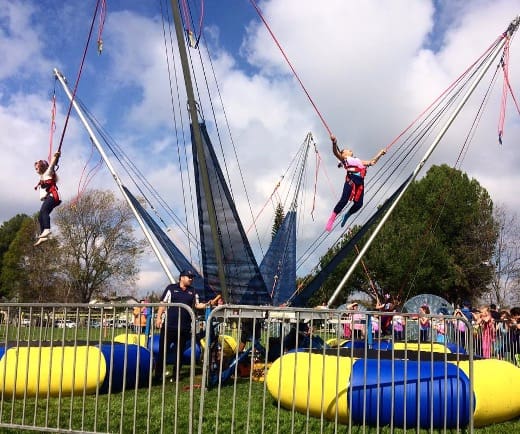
[325,212,337,232]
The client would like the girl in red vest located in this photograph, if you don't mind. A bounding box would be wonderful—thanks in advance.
[325,135,386,231]
[34,152,61,246]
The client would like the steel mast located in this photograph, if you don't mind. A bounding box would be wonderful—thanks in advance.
[327,15,520,307]
[169,0,229,302]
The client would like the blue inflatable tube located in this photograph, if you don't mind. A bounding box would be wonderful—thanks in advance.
[149,334,201,365]
[350,358,472,428]
[98,343,151,393]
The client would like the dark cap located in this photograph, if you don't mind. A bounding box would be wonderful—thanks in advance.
[180,269,195,278]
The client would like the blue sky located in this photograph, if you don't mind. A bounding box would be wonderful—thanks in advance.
[1,0,519,297]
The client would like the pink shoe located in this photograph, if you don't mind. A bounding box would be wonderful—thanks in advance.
[325,212,337,232]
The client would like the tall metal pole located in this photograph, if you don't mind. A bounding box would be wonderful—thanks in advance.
[54,68,176,285]
[327,16,520,307]
[169,0,229,302]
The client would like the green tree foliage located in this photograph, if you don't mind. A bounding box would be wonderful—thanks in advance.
[0,217,63,301]
[0,214,30,297]
[304,165,496,307]
[272,203,284,240]
[54,189,144,303]
[366,164,495,305]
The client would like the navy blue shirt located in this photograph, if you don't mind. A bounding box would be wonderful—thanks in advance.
[160,283,196,331]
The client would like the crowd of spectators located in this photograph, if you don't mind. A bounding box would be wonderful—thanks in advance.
[339,299,520,365]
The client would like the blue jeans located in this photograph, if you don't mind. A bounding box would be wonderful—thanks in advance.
[333,176,364,215]
[38,195,60,232]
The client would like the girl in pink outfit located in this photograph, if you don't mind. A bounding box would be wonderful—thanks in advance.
[326,135,385,231]
[477,307,495,359]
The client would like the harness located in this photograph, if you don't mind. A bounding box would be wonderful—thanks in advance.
[37,175,60,203]
[342,161,366,202]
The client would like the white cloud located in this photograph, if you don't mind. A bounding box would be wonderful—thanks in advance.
[1,0,520,297]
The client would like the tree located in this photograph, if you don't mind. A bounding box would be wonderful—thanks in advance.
[271,203,284,239]
[366,164,496,305]
[304,165,497,307]
[488,204,520,307]
[54,189,144,303]
[1,216,63,302]
[0,214,30,297]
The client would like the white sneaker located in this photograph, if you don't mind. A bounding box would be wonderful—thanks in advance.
[34,237,49,247]
[39,229,51,238]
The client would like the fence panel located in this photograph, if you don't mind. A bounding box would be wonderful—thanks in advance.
[2,303,520,433]
[0,303,197,434]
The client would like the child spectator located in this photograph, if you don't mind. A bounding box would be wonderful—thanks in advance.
[418,305,431,342]
[434,317,446,343]
[509,307,520,365]
[392,311,405,341]
[132,299,148,333]
[495,310,513,360]
[475,307,495,359]
[453,309,469,349]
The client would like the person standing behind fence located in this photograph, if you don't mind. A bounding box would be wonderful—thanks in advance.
[346,303,364,340]
[418,305,431,342]
[392,310,405,341]
[475,306,495,359]
[453,309,468,349]
[489,303,501,321]
[460,301,473,322]
[154,270,208,382]
[133,299,148,333]
[434,316,446,343]
[509,307,520,365]
[495,310,513,359]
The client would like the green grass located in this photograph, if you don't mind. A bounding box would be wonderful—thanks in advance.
[1,325,520,433]
[0,368,519,433]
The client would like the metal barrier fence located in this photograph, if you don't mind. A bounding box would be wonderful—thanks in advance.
[0,303,198,434]
[0,303,519,433]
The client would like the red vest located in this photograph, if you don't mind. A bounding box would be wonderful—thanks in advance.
[39,175,60,202]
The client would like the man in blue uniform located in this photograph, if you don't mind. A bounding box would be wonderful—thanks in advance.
[154,269,206,382]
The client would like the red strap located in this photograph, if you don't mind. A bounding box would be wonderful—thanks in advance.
[249,0,332,137]
[498,38,520,144]
[353,184,364,202]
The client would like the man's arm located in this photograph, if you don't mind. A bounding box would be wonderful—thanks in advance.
[155,304,165,329]
[194,293,210,310]
[194,300,207,310]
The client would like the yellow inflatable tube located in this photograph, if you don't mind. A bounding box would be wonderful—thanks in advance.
[0,346,106,397]
[457,359,520,427]
[393,342,452,353]
[114,333,148,347]
[266,352,520,427]
[266,352,353,421]
[200,334,237,358]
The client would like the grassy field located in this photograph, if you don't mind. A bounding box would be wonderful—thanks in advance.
[1,367,519,434]
[1,325,520,433]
